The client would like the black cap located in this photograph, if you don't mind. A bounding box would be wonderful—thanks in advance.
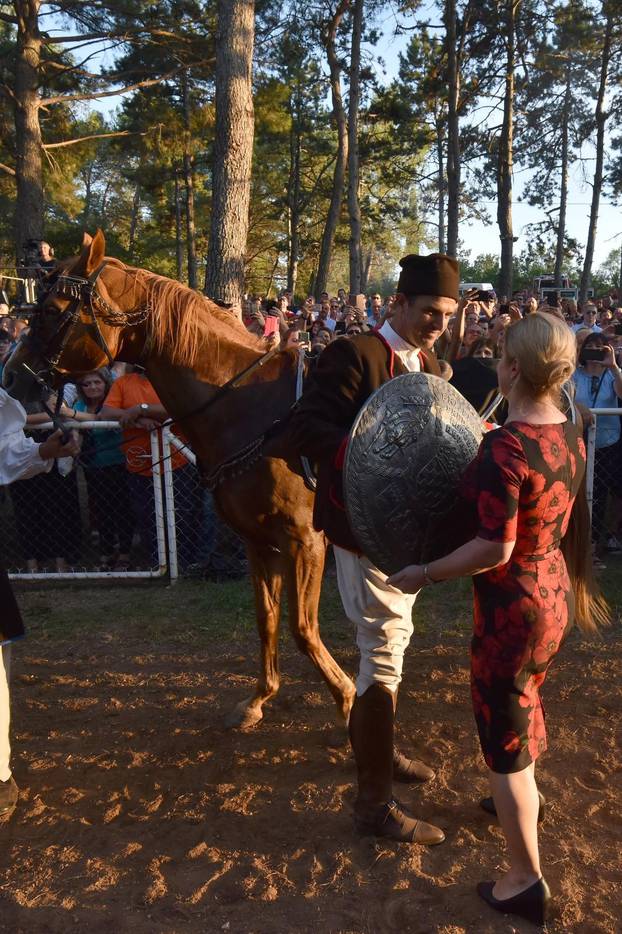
[397,253,459,301]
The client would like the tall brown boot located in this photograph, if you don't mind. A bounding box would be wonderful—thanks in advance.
[348,684,444,845]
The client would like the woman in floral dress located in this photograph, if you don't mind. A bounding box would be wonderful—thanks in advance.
[389,313,607,925]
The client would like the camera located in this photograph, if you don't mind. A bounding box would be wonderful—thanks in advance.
[582,348,606,362]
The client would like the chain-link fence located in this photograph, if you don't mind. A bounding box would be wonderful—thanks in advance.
[4,422,247,582]
[586,409,622,558]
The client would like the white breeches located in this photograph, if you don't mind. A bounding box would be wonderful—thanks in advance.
[334,546,417,696]
[0,643,12,782]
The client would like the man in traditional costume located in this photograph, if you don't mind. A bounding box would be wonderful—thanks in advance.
[0,387,79,818]
[288,253,461,844]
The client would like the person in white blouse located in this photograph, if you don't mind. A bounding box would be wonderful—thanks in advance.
[0,387,79,818]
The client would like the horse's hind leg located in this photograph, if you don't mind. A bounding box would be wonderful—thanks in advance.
[224,543,283,730]
[284,535,355,725]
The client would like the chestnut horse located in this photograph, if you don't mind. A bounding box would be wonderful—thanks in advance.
[4,231,355,729]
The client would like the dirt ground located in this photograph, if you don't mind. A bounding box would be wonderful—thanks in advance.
[0,578,620,934]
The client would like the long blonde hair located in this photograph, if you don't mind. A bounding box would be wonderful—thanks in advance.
[505,312,610,635]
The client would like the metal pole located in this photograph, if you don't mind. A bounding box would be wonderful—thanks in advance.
[585,420,597,519]
[168,430,196,465]
[161,428,179,583]
[150,429,167,574]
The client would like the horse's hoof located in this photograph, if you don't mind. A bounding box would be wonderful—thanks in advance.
[224,699,264,731]
[324,724,349,748]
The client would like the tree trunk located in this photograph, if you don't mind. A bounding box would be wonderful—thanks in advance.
[287,89,302,295]
[496,0,517,299]
[436,119,447,254]
[13,0,44,258]
[445,0,460,258]
[174,170,184,281]
[182,70,198,289]
[579,12,612,307]
[347,0,363,293]
[554,62,571,286]
[83,165,93,223]
[361,245,374,291]
[204,0,255,305]
[315,0,350,296]
[128,184,140,260]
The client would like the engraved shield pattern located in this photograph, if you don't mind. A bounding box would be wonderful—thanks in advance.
[344,374,483,574]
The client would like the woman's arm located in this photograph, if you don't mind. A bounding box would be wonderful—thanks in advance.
[603,345,622,398]
[387,537,515,593]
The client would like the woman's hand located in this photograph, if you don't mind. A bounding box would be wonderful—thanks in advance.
[386,564,425,593]
[603,344,617,368]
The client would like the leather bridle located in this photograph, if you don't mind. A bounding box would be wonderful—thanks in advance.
[25,261,150,381]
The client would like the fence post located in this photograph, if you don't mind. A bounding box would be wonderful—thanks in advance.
[161,428,179,583]
[150,429,168,573]
[585,419,597,519]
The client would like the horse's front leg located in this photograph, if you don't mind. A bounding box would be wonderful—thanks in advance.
[224,543,283,730]
[284,535,355,725]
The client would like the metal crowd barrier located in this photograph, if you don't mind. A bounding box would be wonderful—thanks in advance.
[4,421,247,584]
[585,409,622,552]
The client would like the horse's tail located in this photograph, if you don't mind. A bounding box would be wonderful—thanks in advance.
[561,472,610,636]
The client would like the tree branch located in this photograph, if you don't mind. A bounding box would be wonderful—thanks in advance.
[43,129,149,150]
[40,28,187,45]
[39,67,185,106]
[0,11,17,25]
[0,162,15,177]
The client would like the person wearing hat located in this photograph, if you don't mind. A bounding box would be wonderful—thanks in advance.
[287,253,465,844]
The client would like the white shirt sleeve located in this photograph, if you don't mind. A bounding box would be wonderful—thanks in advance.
[0,389,53,484]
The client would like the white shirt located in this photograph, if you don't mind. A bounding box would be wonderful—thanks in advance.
[378,320,422,373]
[0,389,52,484]
[572,322,602,334]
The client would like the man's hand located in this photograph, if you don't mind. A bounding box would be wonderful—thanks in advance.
[134,417,160,431]
[39,428,81,461]
[457,288,478,314]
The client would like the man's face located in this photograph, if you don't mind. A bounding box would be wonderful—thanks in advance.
[371,294,382,311]
[584,308,597,325]
[392,294,457,349]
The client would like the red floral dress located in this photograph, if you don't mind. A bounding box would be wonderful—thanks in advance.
[467,421,585,773]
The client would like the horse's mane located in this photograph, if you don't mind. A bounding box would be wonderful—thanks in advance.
[107,260,266,368]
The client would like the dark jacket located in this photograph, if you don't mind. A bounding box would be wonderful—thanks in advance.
[287,330,440,551]
[1,568,24,643]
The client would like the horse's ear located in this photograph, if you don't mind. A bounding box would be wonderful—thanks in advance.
[81,232,93,248]
[84,229,106,274]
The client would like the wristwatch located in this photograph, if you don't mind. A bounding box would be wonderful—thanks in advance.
[139,403,150,414]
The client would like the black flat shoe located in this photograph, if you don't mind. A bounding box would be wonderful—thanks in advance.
[477,877,551,925]
[480,790,546,822]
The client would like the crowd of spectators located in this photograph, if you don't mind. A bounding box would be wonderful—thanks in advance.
[3,263,622,575]
[241,285,622,566]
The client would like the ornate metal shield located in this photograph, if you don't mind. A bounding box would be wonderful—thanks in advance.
[344,373,483,574]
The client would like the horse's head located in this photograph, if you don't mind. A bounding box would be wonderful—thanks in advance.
[3,230,148,404]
